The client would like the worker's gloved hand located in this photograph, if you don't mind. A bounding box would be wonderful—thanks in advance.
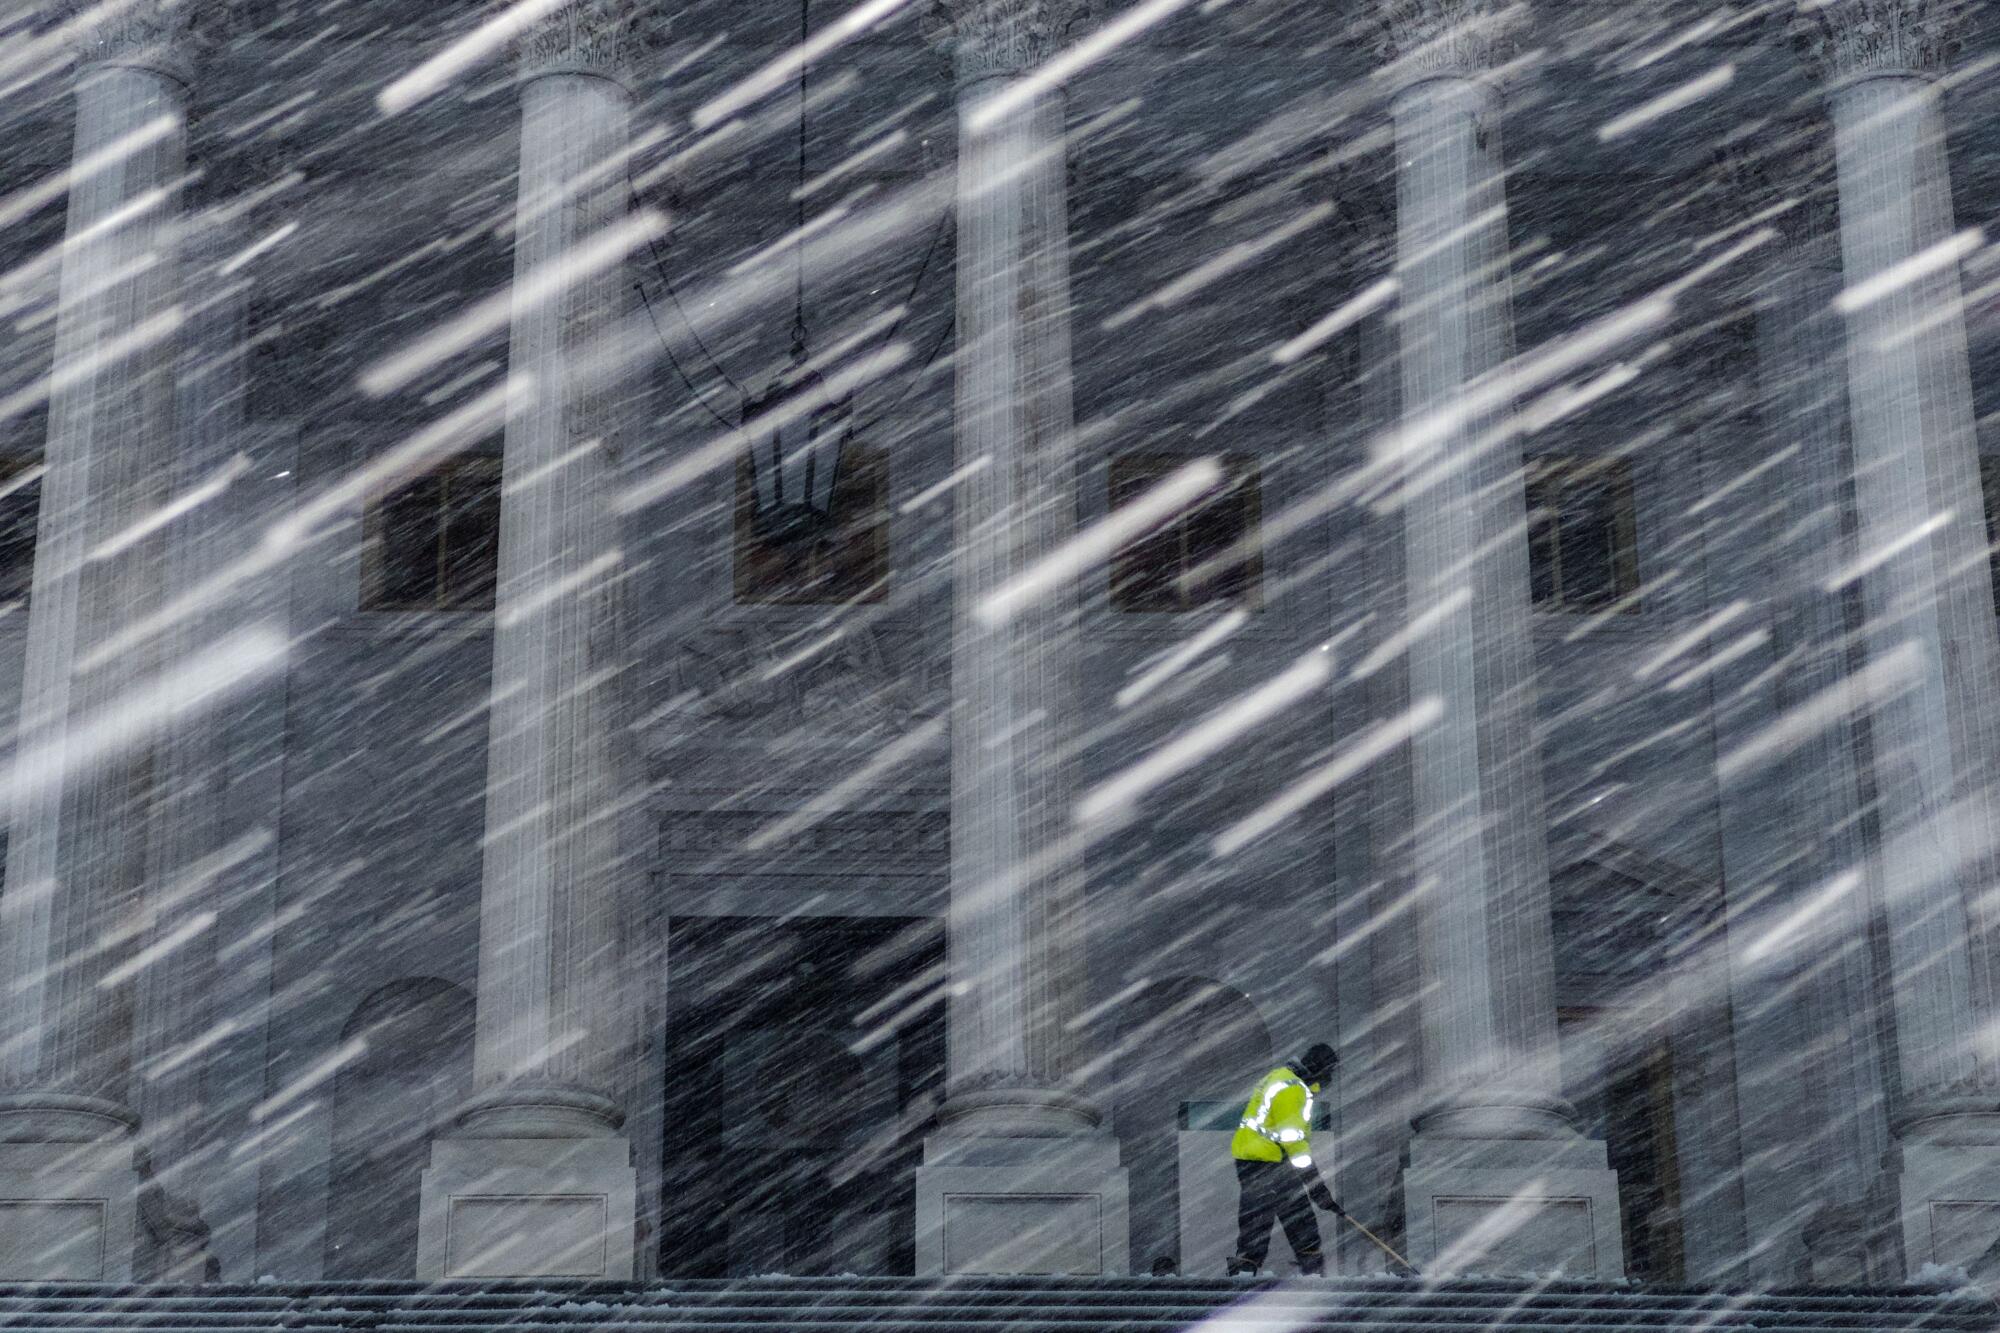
[1309,1178,1340,1213]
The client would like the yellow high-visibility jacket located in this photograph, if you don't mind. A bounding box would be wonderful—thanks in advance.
[1230,1064,1318,1167]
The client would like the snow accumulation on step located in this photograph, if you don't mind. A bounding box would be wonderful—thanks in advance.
[0,1277,1991,1333]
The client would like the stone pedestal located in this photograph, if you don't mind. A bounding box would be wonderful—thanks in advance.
[1401,1111,1623,1278]
[915,1092,1127,1276]
[416,1113,635,1279]
[1892,1113,2000,1276]
[0,1136,138,1282]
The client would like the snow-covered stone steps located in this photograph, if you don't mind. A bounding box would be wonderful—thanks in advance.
[0,1276,1986,1333]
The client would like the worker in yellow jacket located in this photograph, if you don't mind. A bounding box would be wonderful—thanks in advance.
[1227,1042,1339,1276]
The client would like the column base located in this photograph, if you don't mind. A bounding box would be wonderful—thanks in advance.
[1400,1101,1625,1278]
[0,1095,140,1280]
[1890,1109,2000,1279]
[915,1087,1130,1276]
[415,1086,635,1280]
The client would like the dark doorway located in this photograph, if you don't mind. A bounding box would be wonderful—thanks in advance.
[660,916,945,1277]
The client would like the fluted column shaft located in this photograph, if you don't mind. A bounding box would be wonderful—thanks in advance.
[942,0,1092,1117]
[467,18,632,1130]
[1809,1,2000,1114]
[0,19,189,1138]
[1385,38,1565,1124]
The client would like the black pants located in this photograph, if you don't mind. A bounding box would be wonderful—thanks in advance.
[1233,1159,1322,1273]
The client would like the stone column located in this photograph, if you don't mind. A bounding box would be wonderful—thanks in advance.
[1377,0,1623,1277]
[914,0,1129,1276]
[1799,0,2000,1276]
[0,5,195,1282]
[414,0,637,1281]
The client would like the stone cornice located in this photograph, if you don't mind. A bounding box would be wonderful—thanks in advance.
[1793,0,1961,83]
[519,0,642,83]
[930,0,1088,87]
[60,0,202,85]
[1378,0,1515,82]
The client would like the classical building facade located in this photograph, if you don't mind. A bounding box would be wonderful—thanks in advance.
[0,0,1998,1288]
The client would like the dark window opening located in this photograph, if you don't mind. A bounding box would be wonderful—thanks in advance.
[362,458,501,612]
[1108,453,1262,613]
[1527,456,1640,612]
[733,445,888,605]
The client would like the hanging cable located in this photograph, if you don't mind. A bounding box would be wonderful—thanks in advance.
[794,0,810,350]
[635,278,740,431]
[870,203,949,354]
[628,177,750,400]
[627,0,953,425]
[857,210,952,431]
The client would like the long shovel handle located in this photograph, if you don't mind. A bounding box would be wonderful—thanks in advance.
[1328,1206,1422,1276]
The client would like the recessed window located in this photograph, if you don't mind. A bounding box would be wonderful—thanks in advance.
[1108,453,1261,613]
[362,458,501,612]
[733,445,888,605]
[1527,456,1639,612]
[0,462,39,615]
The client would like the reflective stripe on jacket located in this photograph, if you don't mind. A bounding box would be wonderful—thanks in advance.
[1229,1064,1316,1166]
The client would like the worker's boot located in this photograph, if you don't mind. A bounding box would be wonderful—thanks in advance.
[1295,1248,1324,1277]
[1225,1255,1259,1277]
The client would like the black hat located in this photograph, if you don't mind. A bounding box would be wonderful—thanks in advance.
[1297,1043,1338,1083]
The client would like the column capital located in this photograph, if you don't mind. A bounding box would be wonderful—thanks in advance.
[519,0,647,84]
[58,0,203,85]
[1793,0,1962,84]
[1378,0,1515,83]
[930,0,1088,88]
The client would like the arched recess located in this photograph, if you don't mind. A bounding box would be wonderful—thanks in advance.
[1111,977,1272,1273]
[322,977,475,1278]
